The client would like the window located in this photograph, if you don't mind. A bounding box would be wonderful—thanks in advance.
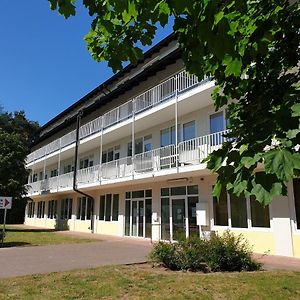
[250,197,270,228]
[32,173,38,182]
[144,135,152,152]
[102,146,120,163]
[210,111,224,134]
[48,200,57,219]
[212,188,271,228]
[63,164,73,174]
[77,197,93,220]
[60,198,73,220]
[99,194,119,221]
[213,188,228,226]
[80,157,93,169]
[127,136,152,156]
[37,201,45,218]
[27,202,35,218]
[50,169,58,178]
[183,121,196,141]
[160,126,176,147]
[230,194,247,228]
[293,179,300,229]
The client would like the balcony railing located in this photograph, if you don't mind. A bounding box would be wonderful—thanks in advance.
[26,130,228,196]
[27,70,211,164]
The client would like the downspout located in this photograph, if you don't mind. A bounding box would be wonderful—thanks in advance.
[73,110,95,233]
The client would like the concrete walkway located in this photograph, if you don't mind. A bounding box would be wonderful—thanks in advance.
[1,227,300,279]
[0,234,152,279]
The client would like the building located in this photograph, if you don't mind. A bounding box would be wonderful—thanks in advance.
[25,34,300,258]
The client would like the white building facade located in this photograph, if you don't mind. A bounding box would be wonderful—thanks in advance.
[25,34,300,258]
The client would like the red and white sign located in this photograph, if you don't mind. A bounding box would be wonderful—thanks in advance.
[0,197,12,209]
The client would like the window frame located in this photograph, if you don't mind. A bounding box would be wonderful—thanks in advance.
[289,180,300,233]
[211,187,272,232]
[99,194,119,222]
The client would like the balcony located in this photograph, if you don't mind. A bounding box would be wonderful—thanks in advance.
[26,130,228,196]
[26,70,212,165]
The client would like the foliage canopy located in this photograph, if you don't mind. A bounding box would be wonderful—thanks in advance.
[49,0,300,204]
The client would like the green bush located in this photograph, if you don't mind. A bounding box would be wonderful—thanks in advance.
[150,231,261,272]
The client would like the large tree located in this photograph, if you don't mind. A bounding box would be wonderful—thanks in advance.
[49,0,300,204]
[0,110,39,223]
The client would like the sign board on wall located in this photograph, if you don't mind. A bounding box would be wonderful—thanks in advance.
[0,197,12,209]
[196,202,208,226]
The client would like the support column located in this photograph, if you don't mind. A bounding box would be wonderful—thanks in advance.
[99,117,103,184]
[175,75,179,171]
[132,100,135,179]
[57,138,61,192]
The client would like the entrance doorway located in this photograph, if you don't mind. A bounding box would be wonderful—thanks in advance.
[125,190,152,238]
[161,185,199,241]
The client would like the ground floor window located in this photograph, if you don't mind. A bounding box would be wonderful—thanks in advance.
[27,202,35,218]
[293,179,300,229]
[48,200,57,219]
[213,188,270,228]
[77,197,93,220]
[99,194,119,221]
[125,190,152,238]
[60,198,73,220]
[37,201,45,218]
[161,185,199,240]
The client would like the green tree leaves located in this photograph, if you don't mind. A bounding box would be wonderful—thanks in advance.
[49,0,300,205]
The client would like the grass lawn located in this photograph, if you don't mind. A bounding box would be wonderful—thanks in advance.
[0,264,299,299]
[0,225,95,247]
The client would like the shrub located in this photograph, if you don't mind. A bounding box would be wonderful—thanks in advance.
[150,231,261,272]
[205,231,261,272]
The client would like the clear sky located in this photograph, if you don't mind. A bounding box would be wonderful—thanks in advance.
[0,1,173,126]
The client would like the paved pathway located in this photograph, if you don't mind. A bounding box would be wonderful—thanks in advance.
[0,234,152,279]
[1,226,300,279]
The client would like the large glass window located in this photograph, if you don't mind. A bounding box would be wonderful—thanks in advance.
[250,197,270,228]
[48,200,57,219]
[77,197,93,220]
[210,112,224,133]
[160,126,177,147]
[183,121,196,141]
[60,198,72,220]
[37,201,45,219]
[213,189,270,228]
[293,179,300,229]
[213,188,228,226]
[27,202,35,218]
[161,198,170,240]
[99,194,119,221]
[230,194,247,228]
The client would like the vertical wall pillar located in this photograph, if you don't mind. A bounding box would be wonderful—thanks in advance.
[271,195,294,256]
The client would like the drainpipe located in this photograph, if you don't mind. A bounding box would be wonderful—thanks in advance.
[73,110,95,233]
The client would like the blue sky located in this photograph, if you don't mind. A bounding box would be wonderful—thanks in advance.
[0,1,172,125]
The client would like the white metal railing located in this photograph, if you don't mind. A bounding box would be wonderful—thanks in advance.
[60,130,76,148]
[27,70,211,164]
[26,131,228,196]
[134,144,176,172]
[101,156,133,179]
[76,165,100,185]
[79,116,102,139]
[178,130,229,165]
[58,172,74,189]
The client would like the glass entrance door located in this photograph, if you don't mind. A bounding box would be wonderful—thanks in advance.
[125,192,152,238]
[171,198,186,240]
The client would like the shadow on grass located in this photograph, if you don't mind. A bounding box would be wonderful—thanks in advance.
[4,228,56,233]
[0,242,32,248]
